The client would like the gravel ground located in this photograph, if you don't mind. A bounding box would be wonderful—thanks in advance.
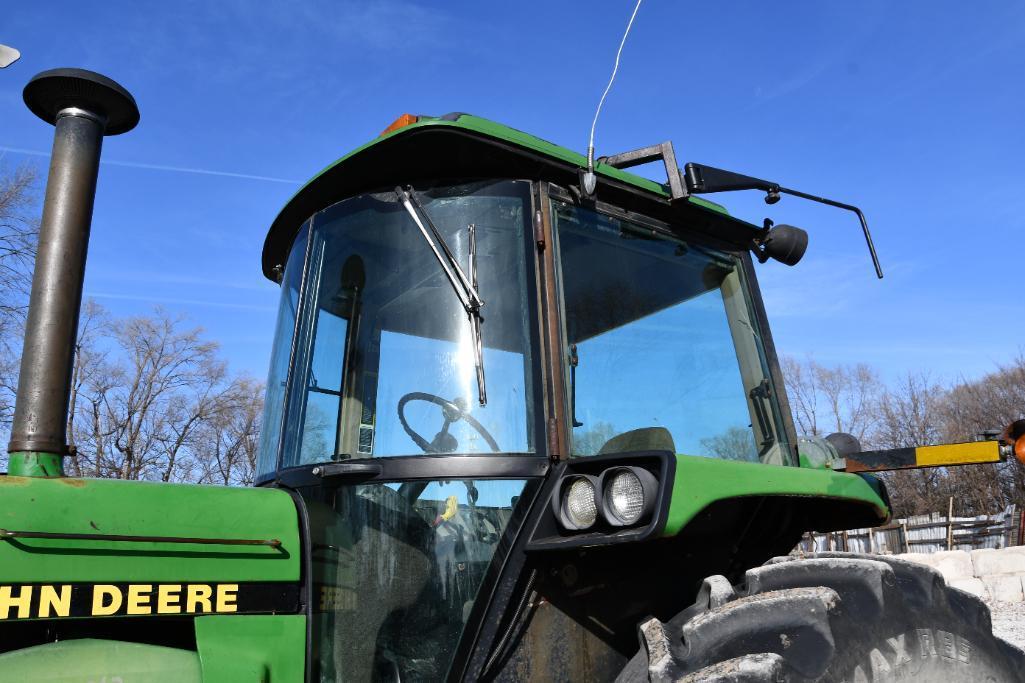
[988,601,1025,651]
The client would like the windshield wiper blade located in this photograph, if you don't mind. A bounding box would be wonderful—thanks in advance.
[395,186,483,311]
[394,186,487,406]
[467,221,487,405]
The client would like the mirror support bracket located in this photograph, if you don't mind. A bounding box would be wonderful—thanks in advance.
[595,141,689,201]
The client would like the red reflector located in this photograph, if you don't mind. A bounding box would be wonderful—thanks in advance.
[380,113,419,136]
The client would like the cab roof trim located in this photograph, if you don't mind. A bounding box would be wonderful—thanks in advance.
[262,113,749,280]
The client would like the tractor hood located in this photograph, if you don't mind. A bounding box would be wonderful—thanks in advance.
[0,476,300,619]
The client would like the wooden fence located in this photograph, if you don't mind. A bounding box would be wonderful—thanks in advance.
[800,503,1021,555]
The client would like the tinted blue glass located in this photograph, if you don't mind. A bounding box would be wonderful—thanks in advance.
[279,181,536,467]
[256,222,308,478]
[555,203,790,464]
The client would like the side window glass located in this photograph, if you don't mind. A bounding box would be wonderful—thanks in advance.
[555,203,790,464]
[299,307,348,463]
[256,223,309,478]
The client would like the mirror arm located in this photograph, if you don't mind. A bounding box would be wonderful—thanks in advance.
[775,186,882,279]
[684,162,883,279]
[684,163,775,195]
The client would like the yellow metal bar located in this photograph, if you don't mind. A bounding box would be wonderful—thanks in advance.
[915,441,1001,467]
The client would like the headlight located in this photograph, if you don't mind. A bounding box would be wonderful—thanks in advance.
[558,475,599,530]
[600,466,657,526]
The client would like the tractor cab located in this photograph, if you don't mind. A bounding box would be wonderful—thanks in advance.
[256,114,798,679]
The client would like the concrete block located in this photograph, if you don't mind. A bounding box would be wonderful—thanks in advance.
[982,575,1025,603]
[929,550,976,580]
[972,547,1025,577]
[899,552,940,569]
[949,578,989,600]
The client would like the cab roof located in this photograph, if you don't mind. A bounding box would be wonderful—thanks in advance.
[262,113,759,280]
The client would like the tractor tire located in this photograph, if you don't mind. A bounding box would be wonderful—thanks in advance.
[616,552,1025,682]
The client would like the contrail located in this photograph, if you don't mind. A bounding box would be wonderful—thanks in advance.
[0,145,302,184]
[87,291,276,312]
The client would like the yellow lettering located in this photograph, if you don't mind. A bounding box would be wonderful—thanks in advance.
[0,585,33,619]
[38,585,71,618]
[186,584,213,613]
[156,584,182,614]
[126,584,153,615]
[216,584,238,613]
[92,585,122,616]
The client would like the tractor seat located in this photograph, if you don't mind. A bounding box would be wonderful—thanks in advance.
[598,427,676,455]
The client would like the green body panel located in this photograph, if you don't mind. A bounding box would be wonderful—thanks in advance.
[0,638,202,682]
[0,615,306,682]
[284,114,730,217]
[7,452,63,478]
[0,476,299,583]
[662,454,889,536]
[196,614,306,681]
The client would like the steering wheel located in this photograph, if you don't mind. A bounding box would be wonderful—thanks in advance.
[397,392,500,454]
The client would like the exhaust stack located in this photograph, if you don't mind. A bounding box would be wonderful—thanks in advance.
[7,69,138,477]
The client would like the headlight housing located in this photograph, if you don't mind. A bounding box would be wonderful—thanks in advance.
[556,475,599,530]
[600,466,657,526]
[529,452,674,550]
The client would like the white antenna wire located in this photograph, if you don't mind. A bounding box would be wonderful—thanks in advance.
[585,0,644,190]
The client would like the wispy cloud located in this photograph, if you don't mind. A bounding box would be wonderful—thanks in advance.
[759,251,922,319]
[758,255,868,318]
[77,1,459,89]
[747,7,883,106]
[0,145,301,184]
[86,291,275,312]
[855,8,1025,121]
[92,271,271,292]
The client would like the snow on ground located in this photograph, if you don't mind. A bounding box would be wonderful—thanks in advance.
[987,600,1025,651]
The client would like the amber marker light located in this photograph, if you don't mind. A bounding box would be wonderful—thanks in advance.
[380,113,419,136]
[1003,419,1025,466]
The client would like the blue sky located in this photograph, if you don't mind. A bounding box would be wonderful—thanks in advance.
[1,1,1023,386]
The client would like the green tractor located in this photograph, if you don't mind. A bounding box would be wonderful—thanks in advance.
[0,68,1022,682]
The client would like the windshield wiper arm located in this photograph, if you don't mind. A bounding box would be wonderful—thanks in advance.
[394,186,487,406]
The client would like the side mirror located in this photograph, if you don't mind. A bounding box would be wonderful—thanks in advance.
[758,224,807,267]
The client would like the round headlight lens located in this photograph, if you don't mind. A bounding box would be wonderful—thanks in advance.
[564,477,598,529]
[605,469,645,524]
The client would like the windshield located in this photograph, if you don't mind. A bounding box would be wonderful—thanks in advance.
[555,201,792,465]
[268,180,537,469]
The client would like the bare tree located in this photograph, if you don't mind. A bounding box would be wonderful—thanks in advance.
[0,163,40,449]
[782,356,881,441]
[571,421,617,456]
[69,306,257,483]
[196,377,263,486]
[870,373,945,450]
[870,373,949,516]
[782,357,1021,516]
[65,300,108,478]
[699,426,758,461]
[867,362,1025,517]
[936,355,1025,514]
[782,356,820,437]
[0,164,39,323]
